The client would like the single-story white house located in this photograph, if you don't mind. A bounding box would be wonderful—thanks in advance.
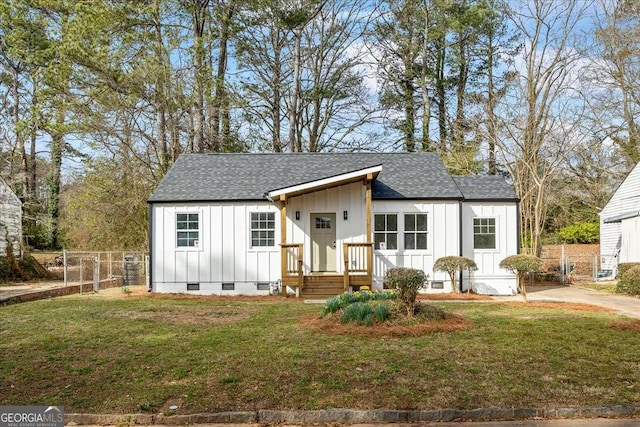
[600,162,640,276]
[0,177,22,256]
[148,152,519,298]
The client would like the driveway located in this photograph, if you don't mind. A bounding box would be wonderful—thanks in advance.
[492,285,640,319]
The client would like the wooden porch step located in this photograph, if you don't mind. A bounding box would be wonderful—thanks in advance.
[301,285,344,299]
[301,275,344,299]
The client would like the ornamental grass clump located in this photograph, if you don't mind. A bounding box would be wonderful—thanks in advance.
[341,302,375,325]
[321,290,396,317]
[385,267,426,316]
[373,303,390,323]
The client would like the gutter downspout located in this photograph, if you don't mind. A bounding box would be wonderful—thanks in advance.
[148,202,153,292]
[458,200,463,293]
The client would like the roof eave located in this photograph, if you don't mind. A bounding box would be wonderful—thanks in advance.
[266,164,382,201]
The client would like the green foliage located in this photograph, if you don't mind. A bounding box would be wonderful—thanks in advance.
[617,263,640,278]
[372,303,390,323]
[433,256,478,273]
[138,402,154,412]
[219,375,240,384]
[59,158,153,250]
[341,302,374,326]
[617,266,640,296]
[322,290,396,317]
[414,303,446,321]
[558,222,599,244]
[500,254,544,302]
[433,256,477,293]
[385,268,426,316]
[499,254,544,274]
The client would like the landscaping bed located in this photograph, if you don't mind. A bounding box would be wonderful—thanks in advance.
[0,290,638,415]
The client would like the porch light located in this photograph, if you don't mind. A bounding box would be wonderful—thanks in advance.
[343,210,348,220]
[295,211,300,220]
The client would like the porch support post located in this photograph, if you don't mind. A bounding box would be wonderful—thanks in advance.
[365,176,373,283]
[343,244,349,292]
[280,195,287,245]
[365,174,372,242]
[280,195,287,296]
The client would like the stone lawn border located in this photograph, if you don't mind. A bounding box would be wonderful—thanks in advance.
[65,405,640,425]
[0,278,121,306]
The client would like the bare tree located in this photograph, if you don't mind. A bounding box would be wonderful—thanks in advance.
[299,0,377,152]
[589,0,640,167]
[497,0,594,256]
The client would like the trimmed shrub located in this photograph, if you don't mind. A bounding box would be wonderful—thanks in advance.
[385,268,426,316]
[617,266,640,296]
[433,256,477,293]
[617,263,640,278]
[499,254,544,302]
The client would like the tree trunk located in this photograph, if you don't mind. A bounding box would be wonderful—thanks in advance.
[486,34,496,175]
[435,35,447,150]
[13,68,29,200]
[420,3,432,152]
[191,0,209,153]
[272,31,283,152]
[403,76,416,152]
[29,78,38,200]
[48,107,65,250]
[289,27,302,152]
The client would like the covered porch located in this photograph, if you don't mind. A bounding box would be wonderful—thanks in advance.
[266,165,380,299]
[281,242,373,298]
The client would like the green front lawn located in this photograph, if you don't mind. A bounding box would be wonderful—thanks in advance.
[0,292,638,414]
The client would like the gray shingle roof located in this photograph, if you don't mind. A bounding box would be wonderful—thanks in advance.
[452,176,519,201]
[148,152,518,203]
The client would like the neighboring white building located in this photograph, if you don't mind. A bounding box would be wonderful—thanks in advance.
[148,152,519,298]
[0,177,22,255]
[600,162,640,276]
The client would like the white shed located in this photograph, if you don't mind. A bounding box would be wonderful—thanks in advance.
[600,162,640,275]
[0,177,22,255]
[148,153,520,298]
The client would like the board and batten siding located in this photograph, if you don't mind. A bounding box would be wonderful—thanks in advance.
[461,202,518,295]
[600,162,640,271]
[287,182,366,275]
[0,178,22,254]
[151,202,280,295]
[371,200,460,292]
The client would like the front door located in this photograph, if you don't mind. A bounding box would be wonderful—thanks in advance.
[311,213,336,272]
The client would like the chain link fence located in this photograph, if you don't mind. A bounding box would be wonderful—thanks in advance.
[62,251,148,289]
[542,254,615,284]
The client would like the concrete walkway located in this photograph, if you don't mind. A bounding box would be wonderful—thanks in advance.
[491,285,640,319]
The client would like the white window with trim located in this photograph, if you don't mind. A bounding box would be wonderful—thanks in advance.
[404,213,428,250]
[176,213,199,247]
[374,213,397,250]
[251,212,275,247]
[473,217,496,249]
